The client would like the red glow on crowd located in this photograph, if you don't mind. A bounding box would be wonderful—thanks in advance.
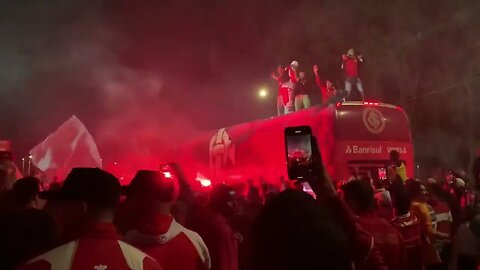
[195,172,212,188]
[163,171,173,179]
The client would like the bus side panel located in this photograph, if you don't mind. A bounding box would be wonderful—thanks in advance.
[335,141,414,181]
[225,106,336,184]
[179,106,336,187]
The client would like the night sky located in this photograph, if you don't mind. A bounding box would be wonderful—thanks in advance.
[1,0,479,171]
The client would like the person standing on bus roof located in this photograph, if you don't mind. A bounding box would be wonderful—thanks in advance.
[342,48,365,101]
[271,65,286,116]
[283,60,298,114]
[313,64,341,106]
[294,71,311,111]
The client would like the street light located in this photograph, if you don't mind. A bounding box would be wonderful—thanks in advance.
[258,88,268,98]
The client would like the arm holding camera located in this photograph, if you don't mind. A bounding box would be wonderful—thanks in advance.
[305,137,388,270]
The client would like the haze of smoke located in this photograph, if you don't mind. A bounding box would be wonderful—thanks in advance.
[0,2,202,175]
[64,28,202,175]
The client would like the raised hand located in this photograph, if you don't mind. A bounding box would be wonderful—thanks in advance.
[271,71,278,80]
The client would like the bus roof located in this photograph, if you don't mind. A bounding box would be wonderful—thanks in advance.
[337,101,401,110]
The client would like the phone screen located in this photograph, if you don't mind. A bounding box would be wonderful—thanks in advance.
[378,168,387,180]
[285,126,313,180]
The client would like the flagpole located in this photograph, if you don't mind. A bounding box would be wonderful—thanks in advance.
[28,155,32,176]
[21,157,25,175]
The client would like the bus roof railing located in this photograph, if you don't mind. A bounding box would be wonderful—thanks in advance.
[337,101,400,110]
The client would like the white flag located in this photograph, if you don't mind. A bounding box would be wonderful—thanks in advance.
[30,115,102,182]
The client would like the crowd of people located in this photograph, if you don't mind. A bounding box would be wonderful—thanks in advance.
[1,145,480,270]
[271,48,365,116]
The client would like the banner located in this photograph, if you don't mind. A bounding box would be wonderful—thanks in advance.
[30,115,102,182]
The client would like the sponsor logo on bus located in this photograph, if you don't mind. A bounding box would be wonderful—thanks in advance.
[345,145,407,155]
[209,128,235,173]
[386,147,408,154]
[362,108,386,134]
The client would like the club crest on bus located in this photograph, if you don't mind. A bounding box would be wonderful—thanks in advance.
[362,108,385,134]
[209,128,235,176]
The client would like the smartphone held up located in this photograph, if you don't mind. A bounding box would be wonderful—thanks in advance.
[284,126,315,181]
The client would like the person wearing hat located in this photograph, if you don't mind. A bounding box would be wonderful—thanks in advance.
[18,168,162,270]
[281,60,299,114]
[118,170,210,270]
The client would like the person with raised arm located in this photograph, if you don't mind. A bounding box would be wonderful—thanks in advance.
[271,65,287,116]
[251,136,388,270]
[283,61,299,114]
[313,64,340,106]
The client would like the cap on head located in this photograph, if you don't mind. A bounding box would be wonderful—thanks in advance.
[127,170,179,202]
[290,60,299,68]
[40,168,121,208]
[455,178,466,188]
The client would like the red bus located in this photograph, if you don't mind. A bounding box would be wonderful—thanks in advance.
[178,101,414,187]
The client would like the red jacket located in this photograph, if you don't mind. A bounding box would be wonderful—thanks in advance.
[342,55,361,78]
[392,212,423,270]
[357,214,406,270]
[18,223,162,270]
[124,215,211,270]
[429,199,452,237]
[279,86,290,106]
[275,76,283,96]
[314,74,334,105]
[325,197,388,270]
